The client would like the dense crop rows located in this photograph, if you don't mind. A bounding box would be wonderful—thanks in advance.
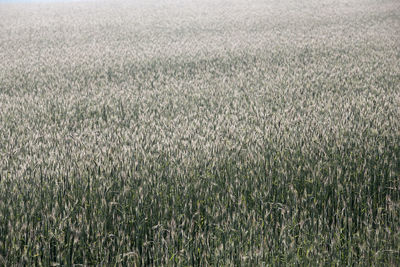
[1,0,399,265]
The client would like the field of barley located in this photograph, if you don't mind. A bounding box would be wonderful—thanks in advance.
[0,0,399,265]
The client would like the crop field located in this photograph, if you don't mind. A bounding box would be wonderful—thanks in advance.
[0,0,399,265]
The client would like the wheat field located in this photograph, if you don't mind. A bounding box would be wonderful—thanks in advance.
[0,0,399,265]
